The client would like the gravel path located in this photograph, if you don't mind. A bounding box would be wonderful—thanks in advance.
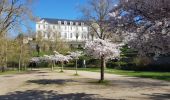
[0,69,170,100]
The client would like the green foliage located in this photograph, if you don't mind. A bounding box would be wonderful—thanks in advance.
[32,51,52,57]
[65,61,74,67]
[65,55,101,68]
[36,62,49,68]
[120,45,137,57]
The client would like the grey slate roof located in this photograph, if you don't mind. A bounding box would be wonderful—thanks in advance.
[40,18,84,25]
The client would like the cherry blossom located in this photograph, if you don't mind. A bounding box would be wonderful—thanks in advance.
[85,39,122,81]
[68,51,83,75]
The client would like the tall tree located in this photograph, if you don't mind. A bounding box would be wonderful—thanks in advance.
[15,33,31,71]
[80,0,117,40]
[0,0,35,71]
[0,0,35,36]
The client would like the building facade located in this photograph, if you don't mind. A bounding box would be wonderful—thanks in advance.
[36,18,94,43]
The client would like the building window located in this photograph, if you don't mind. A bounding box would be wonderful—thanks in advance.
[64,21,67,25]
[81,23,84,26]
[65,33,67,38]
[53,25,55,29]
[70,22,73,25]
[43,25,45,29]
[87,33,89,39]
[76,22,78,26]
[58,32,61,37]
[70,33,72,38]
[38,24,40,28]
[48,25,50,29]
[71,26,72,30]
[81,33,83,39]
[58,21,61,24]
[65,26,67,30]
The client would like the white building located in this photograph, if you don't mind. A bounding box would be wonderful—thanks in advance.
[36,18,94,42]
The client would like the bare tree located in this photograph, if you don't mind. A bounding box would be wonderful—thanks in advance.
[79,0,116,40]
[0,0,35,36]
[0,0,35,71]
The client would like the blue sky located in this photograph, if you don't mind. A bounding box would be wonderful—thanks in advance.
[28,0,87,32]
[26,0,118,33]
[33,0,87,19]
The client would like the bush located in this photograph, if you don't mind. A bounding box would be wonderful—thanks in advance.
[7,61,19,69]
[29,62,49,68]
[65,61,75,68]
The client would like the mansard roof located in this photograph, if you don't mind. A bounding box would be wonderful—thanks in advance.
[40,18,85,25]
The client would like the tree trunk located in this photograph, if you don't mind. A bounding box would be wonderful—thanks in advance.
[18,59,21,72]
[75,59,78,75]
[100,56,105,82]
[19,44,23,72]
[5,34,8,70]
[51,61,54,71]
[24,63,27,71]
[61,62,64,72]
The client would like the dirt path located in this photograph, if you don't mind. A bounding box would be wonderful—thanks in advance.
[0,69,170,100]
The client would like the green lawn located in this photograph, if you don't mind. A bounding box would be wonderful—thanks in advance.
[0,70,27,75]
[76,68,170,81]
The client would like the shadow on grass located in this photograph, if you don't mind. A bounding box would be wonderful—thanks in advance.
[142,93,170,100]
[27,79,76,85]
[0,90,115,100]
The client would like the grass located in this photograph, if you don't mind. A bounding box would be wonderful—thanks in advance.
[75,68,170,82]
[0,70,27,75]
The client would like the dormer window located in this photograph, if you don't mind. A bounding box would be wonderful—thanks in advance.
[81,22,84,26]
[64,21,67,25]
[58,21,61,25]
[70,21,73,25]
[76,22,79,26]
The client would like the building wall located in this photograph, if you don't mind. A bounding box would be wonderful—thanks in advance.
[36,19,93,42]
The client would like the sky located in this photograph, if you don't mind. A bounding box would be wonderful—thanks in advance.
[33,0,86,21]
[26,0,87,32]
[11,0,118,38]
[23,0,118,34]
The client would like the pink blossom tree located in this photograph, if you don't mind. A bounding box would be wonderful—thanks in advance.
[85,39,122,82]
[109,0,170,58]
[30,51,72,72]
[43,55,56,71]
[68,51,83,75]
[53,51,72,72]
